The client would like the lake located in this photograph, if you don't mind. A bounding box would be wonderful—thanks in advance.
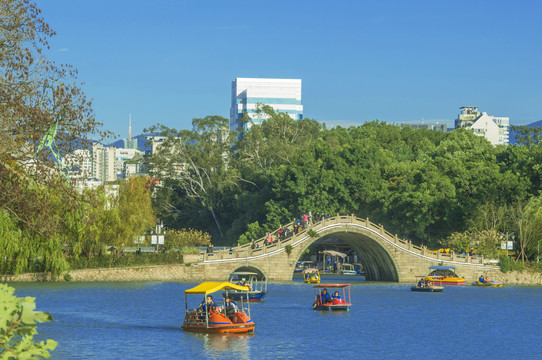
[9,279,542,359]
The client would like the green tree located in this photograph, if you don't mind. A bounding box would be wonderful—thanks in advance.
[165,228,211,248]
[147,116,237,240]
[105,178,156,255]
[238,221,265,245]
[510,125,542,147]
[0,284,56,359]
[510,196,542,263]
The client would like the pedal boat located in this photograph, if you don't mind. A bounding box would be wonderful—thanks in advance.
[411,276,444,292]
[223,272,268,302]
[182,282,255,334]
[304,268,321,284]
[313,284,351,311]
[425,265,465,285]
[411,285,444,292]
[471,280,503,287]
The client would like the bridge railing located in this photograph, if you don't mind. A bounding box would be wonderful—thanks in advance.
[203,214,487,265]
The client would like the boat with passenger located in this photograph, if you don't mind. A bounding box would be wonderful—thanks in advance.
[312,284,351,311]
[223,272,268,302]
[425,265,466,285]
[340,263,357,275]
[353,263,364,275]
[411,277,444,292]
[182,282,255,334]
[303,268,320,284]
[472,274,503,287]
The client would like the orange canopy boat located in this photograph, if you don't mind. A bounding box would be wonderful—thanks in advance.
[182,282,255,334]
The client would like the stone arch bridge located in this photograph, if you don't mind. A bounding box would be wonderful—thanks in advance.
[191,215,499,283]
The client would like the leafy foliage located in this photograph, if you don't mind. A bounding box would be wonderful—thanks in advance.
[164,228,211,248]
[148,113,542,260]
[0,284,57,359]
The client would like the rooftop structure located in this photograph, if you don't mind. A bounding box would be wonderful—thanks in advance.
[230,77,303,133]
[455,106,509,145]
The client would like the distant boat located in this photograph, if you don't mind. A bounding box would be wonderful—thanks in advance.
[304,268,320,284]
[425,265,465,285]
[340,263,357,275]
[411,285,444,292]
[222,272,268,302]
[411,276,444,292]
[312,284,352,311]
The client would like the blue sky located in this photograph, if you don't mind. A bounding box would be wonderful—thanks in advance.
[39,0,542,140]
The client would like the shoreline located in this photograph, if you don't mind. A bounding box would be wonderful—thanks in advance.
[1,264,541,286]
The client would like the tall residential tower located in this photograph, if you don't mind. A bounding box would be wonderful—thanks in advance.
[230,78,303,132]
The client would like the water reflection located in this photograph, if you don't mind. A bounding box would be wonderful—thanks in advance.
[188,332,253,359]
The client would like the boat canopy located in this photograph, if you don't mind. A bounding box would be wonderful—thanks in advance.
[313,283,350,288]
[185,282,249,295]
[428,266,456,270]
[229,272,259,277]
[321,250,347,258]
[304,268,319,273]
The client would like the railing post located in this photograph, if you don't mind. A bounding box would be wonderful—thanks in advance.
[366,217,369,227]
[380,223,384,235]
[394,234,398,244]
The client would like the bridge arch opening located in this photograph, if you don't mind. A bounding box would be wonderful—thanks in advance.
[230,265,267,281]
[295,231,399,282]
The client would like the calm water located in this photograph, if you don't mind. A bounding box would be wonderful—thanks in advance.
[9,279,542,360]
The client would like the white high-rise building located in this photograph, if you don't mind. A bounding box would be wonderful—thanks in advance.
[92,143,117,183]
[455,106,510,145]
[230,77,303,132]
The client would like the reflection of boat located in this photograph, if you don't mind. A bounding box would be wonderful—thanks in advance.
[194,332,252,355]
[340,263,357,275]
[472,280,503,287]
[313,284,351,311]
[304,268,320,284]
[223,272,268,302]
[425,265,466,285]
[182,282,255,334]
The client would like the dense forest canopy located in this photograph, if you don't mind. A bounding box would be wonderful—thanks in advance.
[148,109,542,262]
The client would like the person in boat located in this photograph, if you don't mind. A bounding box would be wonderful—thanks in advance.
[223,295,239,320]
[479,275,486,284]
[242,280,251,291]
[332,291,341,300]
[418,279,424,288]
[313,288,331,308]
[198,295,217,318]
[320,289,331,303]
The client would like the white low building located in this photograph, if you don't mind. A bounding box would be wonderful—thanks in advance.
[455,106,509,145]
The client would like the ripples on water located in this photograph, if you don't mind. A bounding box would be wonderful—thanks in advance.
[10,280,542,359]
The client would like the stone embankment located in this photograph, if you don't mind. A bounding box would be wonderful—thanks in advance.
[1,264,206,283]
[2,265,541,286]
[491,270,542,286]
